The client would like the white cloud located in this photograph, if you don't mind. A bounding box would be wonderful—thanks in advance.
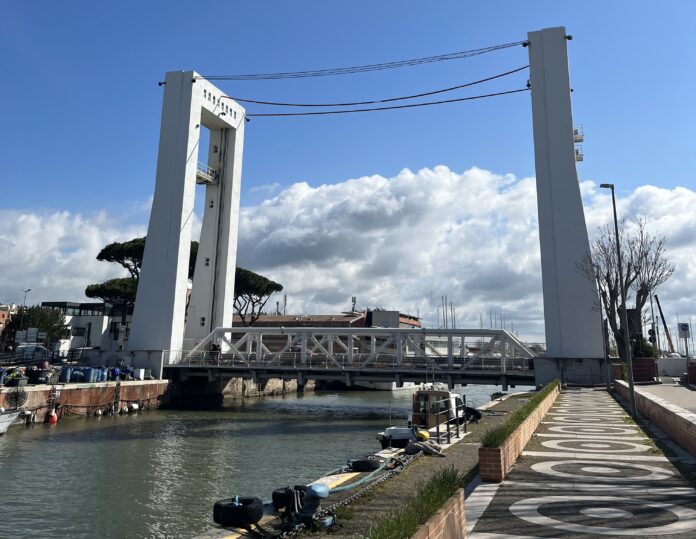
[238,166,696,342]
[238,166,544,338]
[0,210,145,306]
[2,166,694,345]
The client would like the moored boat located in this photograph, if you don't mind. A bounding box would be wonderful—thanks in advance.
[376,389,481,449]
[0,409,21,435]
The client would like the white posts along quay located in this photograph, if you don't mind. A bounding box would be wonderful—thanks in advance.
[125,26,605,387]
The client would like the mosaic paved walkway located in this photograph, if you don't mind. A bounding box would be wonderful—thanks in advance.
[467,388,696,538]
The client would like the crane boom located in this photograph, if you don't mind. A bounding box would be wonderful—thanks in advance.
[654,294,675,353]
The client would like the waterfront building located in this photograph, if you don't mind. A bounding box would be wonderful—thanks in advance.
[41,301,131,352]
[233,309,421,329]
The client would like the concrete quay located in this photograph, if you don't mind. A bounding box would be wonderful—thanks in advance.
[0,379,168,421]
[467,388,696,538]
[314,393,531,538]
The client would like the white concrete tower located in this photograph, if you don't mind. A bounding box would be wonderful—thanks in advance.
[127,71,245,357]
[528,28,604,377]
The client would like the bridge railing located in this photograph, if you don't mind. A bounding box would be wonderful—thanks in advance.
[165,327,537,380]
[164,347,533,373]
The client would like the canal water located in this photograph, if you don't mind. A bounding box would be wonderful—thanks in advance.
[0,385,528,539]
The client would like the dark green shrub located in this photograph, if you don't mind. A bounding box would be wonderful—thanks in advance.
[366,467,464,539]
[480,380,560,448]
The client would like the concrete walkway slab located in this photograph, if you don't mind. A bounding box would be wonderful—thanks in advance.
[640,381,696,413]
[467,389,696,538]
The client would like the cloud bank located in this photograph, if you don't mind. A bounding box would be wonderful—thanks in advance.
[1,166,694,343]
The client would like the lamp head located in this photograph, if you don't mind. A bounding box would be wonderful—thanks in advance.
[599,183,614,189]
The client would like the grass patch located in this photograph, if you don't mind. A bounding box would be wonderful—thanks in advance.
[365,466,464,539]
[480,380,560,448]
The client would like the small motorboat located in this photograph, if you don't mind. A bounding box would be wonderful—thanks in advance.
[0,409,21,435]
[376,426,421,449]
[376,389,481,449]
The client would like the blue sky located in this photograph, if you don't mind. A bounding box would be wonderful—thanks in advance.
[2,1,694,213]
[2,2,695,341]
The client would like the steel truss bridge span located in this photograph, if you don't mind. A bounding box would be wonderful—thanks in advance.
[164,327,537,389]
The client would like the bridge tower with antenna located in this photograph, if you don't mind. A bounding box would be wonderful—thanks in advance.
[528,27,604,384]
[126,71,245,375]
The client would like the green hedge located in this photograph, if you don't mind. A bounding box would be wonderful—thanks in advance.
[366,466,465,539]
[480,380,560,448]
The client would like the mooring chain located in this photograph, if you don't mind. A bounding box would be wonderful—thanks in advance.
[325,452,423,515]
[274,452,423,538]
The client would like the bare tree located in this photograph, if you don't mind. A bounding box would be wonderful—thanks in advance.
[579,219,674,360]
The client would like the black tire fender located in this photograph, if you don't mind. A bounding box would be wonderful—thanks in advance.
[213,497,264,527]
[272,487,293,511]
[349,459,381,472]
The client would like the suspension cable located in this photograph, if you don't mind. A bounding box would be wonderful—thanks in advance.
[224,65,528,108]
[200,40,526,81]
[246,88,529,117]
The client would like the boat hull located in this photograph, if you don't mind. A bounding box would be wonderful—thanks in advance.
[0,411,21,435]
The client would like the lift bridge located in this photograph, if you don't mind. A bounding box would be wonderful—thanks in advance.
[163,327,537,391]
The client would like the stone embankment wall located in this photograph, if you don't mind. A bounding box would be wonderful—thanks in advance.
[411,488,466,539]
[615,380,696,457]
[0,380,168,417]
[479,384,560,482]
[222,378,315,398]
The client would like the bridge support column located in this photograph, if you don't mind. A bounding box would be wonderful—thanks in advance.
[395,334,403,366]
[128,72,245,353]
[528,26,604,384]
[447,334,453,368]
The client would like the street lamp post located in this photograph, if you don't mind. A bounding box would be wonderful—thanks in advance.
[20,288,31,332]
[600,184,637,418]
[595,270,611,391]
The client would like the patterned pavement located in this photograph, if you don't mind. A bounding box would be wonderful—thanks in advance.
[467,389,696,538]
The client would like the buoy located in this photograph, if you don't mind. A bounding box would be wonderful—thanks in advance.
[416,429,430,442]
[48,409,58,425]
[121,405,129,414]
[129,403,140,413]
[0,406,5,413]
[95,409,102,417]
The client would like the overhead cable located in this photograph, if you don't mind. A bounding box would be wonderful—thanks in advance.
[200,41,526,80]
[246,88,529,117]
[224,65,528,108]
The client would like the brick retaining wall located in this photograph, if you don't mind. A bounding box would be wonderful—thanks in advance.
[479,385,560,482]
[0,380,168,419]
[615,380,696,458]
[411,488,466,539]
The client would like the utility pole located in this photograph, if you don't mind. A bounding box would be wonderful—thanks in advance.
[20,288,31,332]
[650,294,661,356]
[596,272,611,390]
[599,183,637,419]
